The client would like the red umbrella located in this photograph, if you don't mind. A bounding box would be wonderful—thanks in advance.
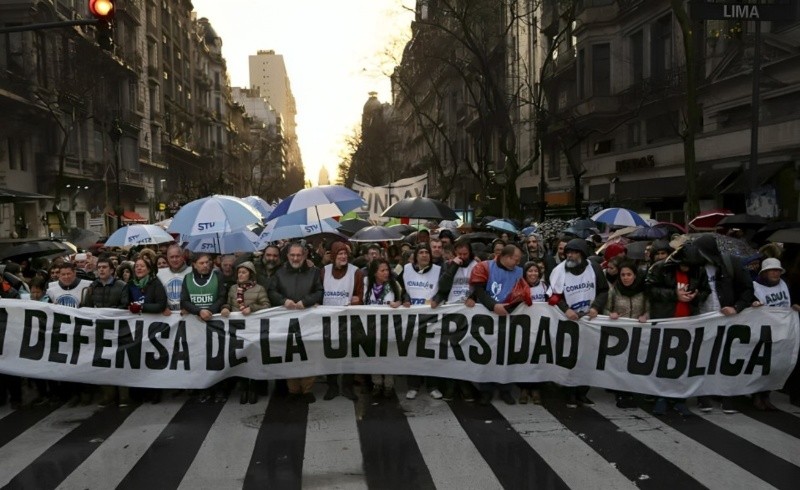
[688,209,734,230]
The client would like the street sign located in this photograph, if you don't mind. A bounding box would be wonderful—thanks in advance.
[689,1,794,21]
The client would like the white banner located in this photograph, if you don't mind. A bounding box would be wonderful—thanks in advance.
[351,174,428,222]
[0,300,797,397]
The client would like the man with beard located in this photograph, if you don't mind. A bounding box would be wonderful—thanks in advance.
[255,245,281,289]
[321,241,364,401]
[219,254,237,292]
[431,238,479,402]
[268,242,324,403]
[547,238,609,408]
[469,244,526,405]
[399,243,443,400]
[157,244,191,314]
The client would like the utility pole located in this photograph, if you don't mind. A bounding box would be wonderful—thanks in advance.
[109,119,123,230]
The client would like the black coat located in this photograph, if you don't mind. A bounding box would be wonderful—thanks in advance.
[126,277,168,314]
[83,278,128,309]
[268,262,324,307]
[645,259,710,319]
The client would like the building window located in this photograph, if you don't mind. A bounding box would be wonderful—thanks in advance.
[651,14,673,80]
[630,30,644,84]
[627,122,641,148]
[593,139,614,155]
[592,43,611,96]
[577,48,585,99]
[8,138,25,170]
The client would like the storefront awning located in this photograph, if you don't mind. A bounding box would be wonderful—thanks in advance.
[0,188,52,203]
[107,211,148,223]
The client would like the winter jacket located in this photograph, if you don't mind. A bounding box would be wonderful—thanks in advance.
[225,283,270,312]
[83,278,128,309]
[126,277,168,314]
[605,279,649,319]
[267,262,324,307]
[645,258,710,319]
[693,235,754,313]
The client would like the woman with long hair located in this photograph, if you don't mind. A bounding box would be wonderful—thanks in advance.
[519,261,548,404]
[363,258,404,398]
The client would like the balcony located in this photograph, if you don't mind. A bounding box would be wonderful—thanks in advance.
[147,65,160,82]
[575,0,618,25]
[118,0,143,25]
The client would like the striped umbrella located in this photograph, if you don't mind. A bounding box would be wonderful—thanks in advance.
[105,224,175,247]
[591,208,649,227]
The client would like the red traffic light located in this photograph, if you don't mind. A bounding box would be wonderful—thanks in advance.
[89,0,115,20]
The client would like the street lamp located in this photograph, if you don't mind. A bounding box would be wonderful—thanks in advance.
[108,118,123,230]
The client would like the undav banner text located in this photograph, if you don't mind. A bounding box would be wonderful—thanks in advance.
[0,300,796,398]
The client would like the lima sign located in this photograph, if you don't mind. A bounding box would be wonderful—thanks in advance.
[689,1,794,21]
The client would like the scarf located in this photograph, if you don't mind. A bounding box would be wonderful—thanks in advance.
[236,281,256,306]
[132,275,150,289]
[370,282,387,304]
[615,275,645,297]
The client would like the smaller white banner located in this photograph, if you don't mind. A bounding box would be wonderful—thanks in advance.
[351,174,428,222]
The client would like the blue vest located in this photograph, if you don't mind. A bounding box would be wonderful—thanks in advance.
[487,261,522,302]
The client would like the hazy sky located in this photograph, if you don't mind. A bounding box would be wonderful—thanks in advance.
[191,0,414,187]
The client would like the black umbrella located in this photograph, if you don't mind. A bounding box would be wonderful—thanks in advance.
[66,228,102,250]
[381,197,458,220]
[0,240,75,262]
[752,221,800,244]
[388,224,417,235]
[337,218,371,235]
[349,226,405,242]
[768,228,800,244]
[717,214,768,228]
[460,232,501,244]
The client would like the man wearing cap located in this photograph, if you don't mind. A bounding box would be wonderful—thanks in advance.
[321,241,364,401]
[547,238,609,408]
[158,244,191,314]
[268,242,324,403]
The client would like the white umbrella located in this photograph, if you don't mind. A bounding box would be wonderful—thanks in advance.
[185,229,260,254]
[258,210,342,246]
[168,195,262,238]
[105,224,175,247]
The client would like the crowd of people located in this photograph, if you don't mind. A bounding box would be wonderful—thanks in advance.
[0,221,798,417]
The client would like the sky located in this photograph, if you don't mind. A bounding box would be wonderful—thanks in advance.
[191,0,414,187]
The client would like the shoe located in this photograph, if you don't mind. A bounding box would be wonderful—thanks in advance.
[578,394,594,406]
[31,397,48,407]
[442,390,454,401]
[341,386,358,401]
[406,389,418,400]
[371,385,383,398]
[566,394,578,409]
[698,396,713,412]
[383,387,394,398]
[615,394,626,408]
[530,390,542,405]
[324,385,339,401]
[98,397,115,408]
[199,392,212,404]
[478,392,492,406]
[240,390,249,404]
[302,392,316,404]
[674,402,692,417]
[753,396,767,411]
[151,391,161,404]
[248,390,258,404]
[499,391,516,405]
[66,395,81,407]
[763,398,778,411]
[721,398,738,414]
[653,398,668,416]
[118,398,131,408]
[429,389,443,400]
[463,394,476,403]
[518,389,530,404]
[214,393,228,404]
[287,393,301,403]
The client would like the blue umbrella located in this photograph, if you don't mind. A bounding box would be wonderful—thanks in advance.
[520,226,538,236]
[168,195,262,238]
[270,185,365,221]
[591,208,649,227]
[242,196,274,221]
[258,210,343,246]
[486,219,519,234]
[105,224,175,247]
[185,229,260,254]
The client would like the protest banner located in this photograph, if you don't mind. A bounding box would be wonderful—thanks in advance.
[351,174,428,222]
[0,300,796,397]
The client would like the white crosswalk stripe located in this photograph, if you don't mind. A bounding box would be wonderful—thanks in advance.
[0,389,798,489]
[589,391,776,490]
[0,405,97,487]
[57,399,185,490]
[494,400,638,490]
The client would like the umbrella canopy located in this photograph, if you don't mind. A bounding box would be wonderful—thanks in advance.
[349,226,405,242]
[105,224,175,247]
[387,224,416,235]
[338,218,372,235]
[653,222,686,236]
[270,185,365,221]
[520,226,538,236]
[258,211,342,246]
[460,232,501,244]
[381,197,458,220]
[154,217,172,230]
[688,209,734,230]
[626,226,669,240]
[767,228,800,244]
[0,240,74,262]
[752,221,800,244]
[670,233,758,260]
[185,229,260,254]
[242,196,275,221]
[485,219,519,234]
[624,241,650,261]
[717,213,769,228]
[168,195,262,237]
[591,208,649,227]
[66,228,102,251]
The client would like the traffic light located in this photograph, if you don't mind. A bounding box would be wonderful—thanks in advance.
[88,1,115,51]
